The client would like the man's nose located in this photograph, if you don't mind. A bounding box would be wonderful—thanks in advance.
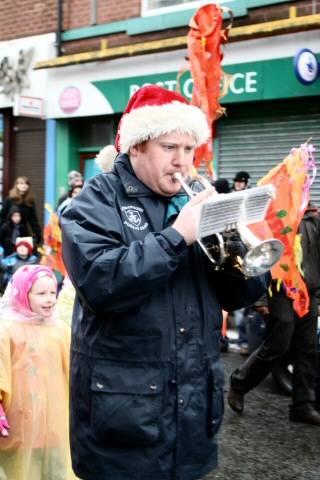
[172,148,185,165]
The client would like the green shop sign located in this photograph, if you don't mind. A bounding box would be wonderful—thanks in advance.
[93,55,320,113]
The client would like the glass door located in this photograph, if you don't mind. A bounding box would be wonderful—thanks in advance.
[80,152,101,181]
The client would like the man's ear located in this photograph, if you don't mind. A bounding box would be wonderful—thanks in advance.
[129,145,139,158]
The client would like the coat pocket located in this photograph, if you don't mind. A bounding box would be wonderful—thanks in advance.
[90,362,163,445]
[208,364,224,437]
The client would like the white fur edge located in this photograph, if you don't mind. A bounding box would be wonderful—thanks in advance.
[95,145,117,172]
[119,101,210,153]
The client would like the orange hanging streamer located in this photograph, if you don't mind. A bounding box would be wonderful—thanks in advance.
[40,206,67,277]
[250,145,315,317]
[187,4,230,175]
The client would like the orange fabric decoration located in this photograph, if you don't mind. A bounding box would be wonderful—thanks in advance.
[187,4,231,176]
[221,310,228,337]
[250,144,316,317]
[40,206,67,277]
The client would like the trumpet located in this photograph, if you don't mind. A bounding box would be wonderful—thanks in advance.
[173,172,284,277]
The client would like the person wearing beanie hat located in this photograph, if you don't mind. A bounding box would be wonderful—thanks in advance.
[56,171,84,210]
[0,237,38,291]
[233,170,251,191]
[0,177,42,249]
[61,85,270,480]
[15,236,34,256]
[0,205,29,256]
[67,170,83,187]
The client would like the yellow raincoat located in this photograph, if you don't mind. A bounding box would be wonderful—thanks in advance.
[56,276,76,327]
[0,318,76,480]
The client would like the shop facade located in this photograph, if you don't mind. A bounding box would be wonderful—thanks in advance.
[45,29,320,204]
[0,33,55,225]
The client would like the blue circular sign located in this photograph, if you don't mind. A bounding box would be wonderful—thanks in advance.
[294,48,319,85]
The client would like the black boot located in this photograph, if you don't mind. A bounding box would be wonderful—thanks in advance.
[289,404,320,426]
[220,335,229,353]
[227,385,244,413]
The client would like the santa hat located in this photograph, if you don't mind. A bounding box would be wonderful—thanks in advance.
[95,145,118,172]
[15,236,33,255]
[115,85,210,153]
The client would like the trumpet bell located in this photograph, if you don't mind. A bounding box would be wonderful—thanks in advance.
[242,239,284,277]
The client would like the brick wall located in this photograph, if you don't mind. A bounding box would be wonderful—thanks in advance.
[94,0,140,24]
[0,0,57,40]
[61,0,320,56]
[62,27,187,55]
[0,0,319,45]
[234,0,320,27]
[63,0,140,30]
[61,0,319,32]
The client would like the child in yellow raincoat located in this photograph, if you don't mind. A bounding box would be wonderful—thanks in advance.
[0,265,76,480]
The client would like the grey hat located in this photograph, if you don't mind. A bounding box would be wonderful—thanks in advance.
[67,170,83,186]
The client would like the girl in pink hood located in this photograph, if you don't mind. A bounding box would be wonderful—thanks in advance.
[0,265,76,479]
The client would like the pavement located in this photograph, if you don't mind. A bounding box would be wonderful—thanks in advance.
[203,351,320,480]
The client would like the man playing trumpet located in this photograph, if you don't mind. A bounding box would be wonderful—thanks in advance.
[61,85,270,480]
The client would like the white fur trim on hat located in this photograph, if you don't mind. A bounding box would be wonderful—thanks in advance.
[16,236,33,248]
[118,101,210,153]
[95,145,117,172]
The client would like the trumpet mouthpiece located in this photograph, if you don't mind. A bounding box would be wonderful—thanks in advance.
[173,172,183,183]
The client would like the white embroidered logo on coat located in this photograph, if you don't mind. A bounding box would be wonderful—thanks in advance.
[125,208,141,227]
[121,206,148,231]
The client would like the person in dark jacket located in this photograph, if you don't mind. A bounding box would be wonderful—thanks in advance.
[0,176,42,249]
[213,177,230,194]
[0,205,29,256]
[228,203,320,426]
[61,85,270,480]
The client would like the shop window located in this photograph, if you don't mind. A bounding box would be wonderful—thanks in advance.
[72,115,120,148]
[141,0,215,16]
[141,0,285,16]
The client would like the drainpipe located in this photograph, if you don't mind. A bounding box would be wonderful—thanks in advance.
[91,0,98,25]
[312,0,317,14]
[56,0,63,57]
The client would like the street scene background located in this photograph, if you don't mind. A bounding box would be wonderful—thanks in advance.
[205,352,320,480]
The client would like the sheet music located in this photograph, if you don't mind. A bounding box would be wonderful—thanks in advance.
[198,184,275,238]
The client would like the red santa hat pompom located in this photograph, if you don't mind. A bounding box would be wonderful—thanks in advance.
[115,85,210,153]
[95,145,118,172]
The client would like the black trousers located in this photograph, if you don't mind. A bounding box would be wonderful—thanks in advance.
[231,288,318,406]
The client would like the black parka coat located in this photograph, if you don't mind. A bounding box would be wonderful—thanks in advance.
[299,205,320,295]
[0,206,29,256]
[61,155,270,480]
[0,197,42,247]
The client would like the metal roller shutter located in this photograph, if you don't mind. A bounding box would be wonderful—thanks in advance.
[217,98,320,205]
[12,116,46,229]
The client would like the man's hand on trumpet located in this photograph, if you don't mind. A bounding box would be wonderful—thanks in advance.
[172,186,216,245]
